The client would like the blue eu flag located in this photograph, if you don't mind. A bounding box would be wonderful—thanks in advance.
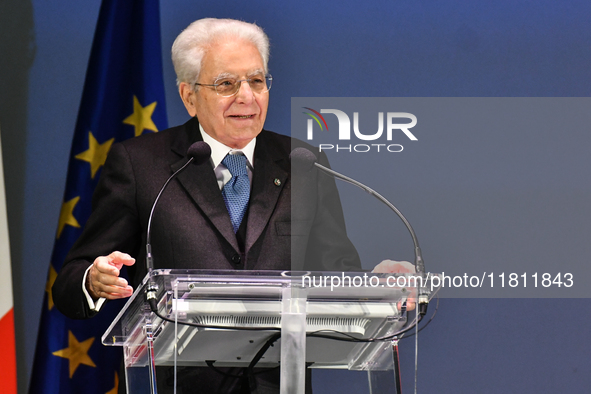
[29,0,167,392]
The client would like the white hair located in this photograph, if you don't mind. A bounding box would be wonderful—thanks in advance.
[171,18,270,86]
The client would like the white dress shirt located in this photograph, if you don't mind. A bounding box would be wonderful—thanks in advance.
[198,124,255,189]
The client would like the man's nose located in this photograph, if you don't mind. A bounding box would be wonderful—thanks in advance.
[235,80,255,102]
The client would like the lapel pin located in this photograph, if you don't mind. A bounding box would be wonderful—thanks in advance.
[274,178,281,186]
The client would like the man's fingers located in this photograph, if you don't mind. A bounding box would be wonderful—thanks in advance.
[92,266,129,287]
[88,269,133,299]
[372,260,416,274]
[93,256,120,276]
[88,252,135,300]
[107,251,136,268]
[397,300,416,311]
[93,283,134,300]
[93,252,135,276]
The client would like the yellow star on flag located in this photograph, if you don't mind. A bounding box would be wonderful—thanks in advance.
[105,372,119,394]
[74,131,115,178]
[52,331,96,378]
[123,95,158,136]
[45,264,58,310]
[57,196,81,239]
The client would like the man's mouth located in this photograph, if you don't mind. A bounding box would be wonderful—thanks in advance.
[230,115,254,119]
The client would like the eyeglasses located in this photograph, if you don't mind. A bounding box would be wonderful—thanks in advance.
[195,74,273,97]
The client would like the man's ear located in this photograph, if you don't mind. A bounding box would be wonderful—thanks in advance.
[179,82,197,117]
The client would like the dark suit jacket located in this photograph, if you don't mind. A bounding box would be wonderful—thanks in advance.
[53,117,360,320]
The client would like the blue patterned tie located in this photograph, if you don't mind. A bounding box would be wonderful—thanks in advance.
[222,153,250,233]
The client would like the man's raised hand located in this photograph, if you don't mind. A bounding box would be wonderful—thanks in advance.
[87,251,135,300]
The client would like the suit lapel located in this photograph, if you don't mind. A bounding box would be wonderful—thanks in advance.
[245,134,288,253]
[170,118,240,252]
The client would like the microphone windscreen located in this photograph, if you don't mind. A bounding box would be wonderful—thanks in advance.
[289,147,317,171]
[187,141,212,165]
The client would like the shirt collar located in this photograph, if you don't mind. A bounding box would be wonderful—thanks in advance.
[199,123,256,169]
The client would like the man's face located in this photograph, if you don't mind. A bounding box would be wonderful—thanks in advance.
[180,37,269,149]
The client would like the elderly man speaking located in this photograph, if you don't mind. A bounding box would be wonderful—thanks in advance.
[53,18,364,393]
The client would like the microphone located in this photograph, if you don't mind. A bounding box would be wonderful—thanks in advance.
[290,147,317,171]
[187,142,212,165]
[290,147,429,315]
[145,141,211,310]
[145,141,211,272]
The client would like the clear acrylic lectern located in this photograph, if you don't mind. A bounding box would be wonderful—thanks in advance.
[102,269,441,394]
